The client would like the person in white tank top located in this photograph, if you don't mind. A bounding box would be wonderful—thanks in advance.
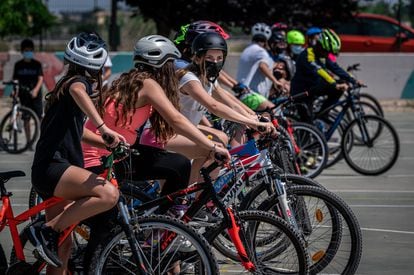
[165,32,276,183]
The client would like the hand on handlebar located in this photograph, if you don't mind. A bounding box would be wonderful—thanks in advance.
[335,82,349,92]
[100,127,126,148]
[212,144,231,164]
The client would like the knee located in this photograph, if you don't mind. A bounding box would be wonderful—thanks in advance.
[101,183,119,208]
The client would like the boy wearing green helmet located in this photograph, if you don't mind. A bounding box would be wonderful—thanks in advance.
[286,30,306,60]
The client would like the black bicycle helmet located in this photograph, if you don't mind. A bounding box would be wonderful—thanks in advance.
[191,32,228,57]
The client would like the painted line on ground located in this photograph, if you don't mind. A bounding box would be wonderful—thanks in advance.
[320,174,414,179]
[331,189,414,193]
[350,204,414,207]
[361,227,414,235]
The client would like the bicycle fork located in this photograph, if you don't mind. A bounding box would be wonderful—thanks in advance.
[117,197,150,275]
[271,173,299,230]
[226,207,256,272]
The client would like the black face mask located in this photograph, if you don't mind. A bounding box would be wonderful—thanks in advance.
[205,61,224,82]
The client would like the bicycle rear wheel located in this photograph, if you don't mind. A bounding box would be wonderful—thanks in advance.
[88,215,219,275]
[359,92,384,117]
[0,106,40,154]
[342,115,400,175]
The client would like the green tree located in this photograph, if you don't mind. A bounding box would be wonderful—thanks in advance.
[125,0,358,36]
[0,0,55,37]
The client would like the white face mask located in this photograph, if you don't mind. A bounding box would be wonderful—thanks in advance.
[290,45,304,55]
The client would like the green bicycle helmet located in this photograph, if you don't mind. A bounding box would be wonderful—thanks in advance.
[286,30,305,45]
[318,28,341,54]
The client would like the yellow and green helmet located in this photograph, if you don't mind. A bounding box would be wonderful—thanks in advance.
[318,28,341,54]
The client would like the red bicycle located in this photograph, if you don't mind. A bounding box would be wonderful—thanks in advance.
[0,143,219,274]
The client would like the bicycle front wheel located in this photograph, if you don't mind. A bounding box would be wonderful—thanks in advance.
[0,106,40,154]
[258,185,363,275]
[88,215,219,275]
[210,210,309,274]
[342,115,400,175]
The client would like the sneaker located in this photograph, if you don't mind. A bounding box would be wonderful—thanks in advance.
[168,204,189,218]
[192,209,220,225]
[28,223,62,267]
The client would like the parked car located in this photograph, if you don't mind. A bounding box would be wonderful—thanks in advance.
[332,13,414,52]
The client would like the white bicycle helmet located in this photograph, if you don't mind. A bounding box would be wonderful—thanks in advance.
[133,35,181,68]
[251,23,272,40]
[64,32,108,71]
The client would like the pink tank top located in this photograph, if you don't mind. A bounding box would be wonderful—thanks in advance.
[83,98,152,168]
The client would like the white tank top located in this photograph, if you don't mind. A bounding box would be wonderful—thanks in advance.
[179,71,215,125]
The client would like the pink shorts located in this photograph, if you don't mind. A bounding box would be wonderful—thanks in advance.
[140,128,165,149]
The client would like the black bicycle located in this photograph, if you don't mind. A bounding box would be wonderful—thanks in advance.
[0,81,40,154]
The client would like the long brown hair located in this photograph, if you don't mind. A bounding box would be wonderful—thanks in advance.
[100,60,180,143]
[45,63,103,113]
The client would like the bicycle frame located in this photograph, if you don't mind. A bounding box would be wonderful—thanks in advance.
[317,89,365,140]
[0,185,75,264]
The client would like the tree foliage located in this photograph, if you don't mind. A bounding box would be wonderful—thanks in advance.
[125,0,358,36]
[0,0,55,37]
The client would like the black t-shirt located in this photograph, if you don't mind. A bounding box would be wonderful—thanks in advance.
[13,59,43,91]
[32,77,93,169]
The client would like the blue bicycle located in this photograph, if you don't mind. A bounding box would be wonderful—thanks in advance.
[289,85,399,175]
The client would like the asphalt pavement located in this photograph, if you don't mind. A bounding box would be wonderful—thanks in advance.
[0,110,413,274]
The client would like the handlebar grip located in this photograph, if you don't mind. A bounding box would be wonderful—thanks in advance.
[102,133,114,144]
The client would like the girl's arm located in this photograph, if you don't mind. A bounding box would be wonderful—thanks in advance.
[82,127,106,148]
[181,80,270,131]
[142,79,229,160]
[212,84,256,116]
[69,82,125,146]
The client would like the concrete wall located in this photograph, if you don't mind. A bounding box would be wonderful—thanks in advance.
[1,52,414,99]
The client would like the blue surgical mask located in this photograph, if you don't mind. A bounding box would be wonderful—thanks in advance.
[23,51,34,60]
[290,45,304,55]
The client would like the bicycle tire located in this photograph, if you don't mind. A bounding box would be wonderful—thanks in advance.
[342,115,400,175]
[291,122,328,178]
[28,187,43,221]
[88,215,219,275]
[239,173,323,211]
[270,135,297,174]
[0,106,40,154]
[259,185,362,275]
[359,92,384,117]
[0,244,7,275]
[208,210,309,274]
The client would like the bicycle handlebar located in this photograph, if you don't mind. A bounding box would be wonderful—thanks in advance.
[2,80,18,86]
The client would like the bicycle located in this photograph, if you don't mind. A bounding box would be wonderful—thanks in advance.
[117,155,310,274]
[287,84,399,174]
[0,81,40,154]
[1,142,219,274]
[210,136,362,274]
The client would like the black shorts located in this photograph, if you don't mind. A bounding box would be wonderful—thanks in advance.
[19,92,43,119]
[31,158,71,200]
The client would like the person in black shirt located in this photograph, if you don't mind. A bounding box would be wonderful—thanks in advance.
[13,39,44,119]
[28,32,125,272]
[13,39,44,149]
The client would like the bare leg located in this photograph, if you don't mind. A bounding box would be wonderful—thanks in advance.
[46,166,119,232]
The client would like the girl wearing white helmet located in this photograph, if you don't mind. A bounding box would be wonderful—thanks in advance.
[82,34,230,212]
[29,32,125,271]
